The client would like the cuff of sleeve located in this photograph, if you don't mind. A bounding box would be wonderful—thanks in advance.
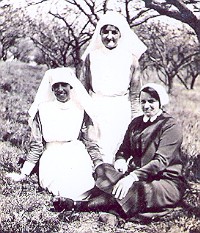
[129,171,139,181]
[115,158,126,163]
[94,159,104,169]
[21,161,35,176]
[115,154,126,161]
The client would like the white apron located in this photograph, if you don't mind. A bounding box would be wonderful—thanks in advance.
[90,92,131,164]
[88,48,133,164]
[38,100,94,200]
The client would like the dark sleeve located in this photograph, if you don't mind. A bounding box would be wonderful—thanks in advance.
[26,112,44,164]
[80,113,104,168]
[80,54,92,92]
[115,123,133,161]
[134,119,183,180]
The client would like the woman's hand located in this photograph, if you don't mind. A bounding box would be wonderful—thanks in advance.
[6,172,26,182]
[112,173,138,200]
[114,159,128,174]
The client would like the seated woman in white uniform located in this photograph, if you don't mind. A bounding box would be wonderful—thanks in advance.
[7,67,99,207]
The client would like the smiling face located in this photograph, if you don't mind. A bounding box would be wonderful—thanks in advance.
[52,82,72,103]
[140,91,160,118]
[100,24,121,50]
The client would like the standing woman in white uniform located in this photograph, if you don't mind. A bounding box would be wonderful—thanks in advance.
[7,67,99,203]
[81,11,147,165]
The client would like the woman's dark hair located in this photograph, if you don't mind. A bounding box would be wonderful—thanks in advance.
[100,24,120,34]
[140,87,161,107]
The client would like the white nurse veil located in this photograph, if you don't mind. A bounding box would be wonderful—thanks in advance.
[141,83,169,107]
[81,11,147,61]
[28,67,100,126]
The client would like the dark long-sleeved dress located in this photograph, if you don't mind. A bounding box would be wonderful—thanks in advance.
[94,111,186,217]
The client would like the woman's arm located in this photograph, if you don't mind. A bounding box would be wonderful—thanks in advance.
[80,54,92,92]
[7,112,44,181]
[80,114,104,169]
[26,112,44,165]
[115,121,134,162]
[114,122,134,173]
[129,56,143,118]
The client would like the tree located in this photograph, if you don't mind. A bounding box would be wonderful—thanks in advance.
[142,0,200,43]
[178,53,200,89]
[27,18,73,68]
[21,1,103,74]
[0,4,25,60]
[3,0,199,90]
[10,38,41,63]
[138,22,199,92]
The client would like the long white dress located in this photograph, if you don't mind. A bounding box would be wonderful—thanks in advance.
[38,100,94,200]
[82,12,146,165]
[87,47,134,164]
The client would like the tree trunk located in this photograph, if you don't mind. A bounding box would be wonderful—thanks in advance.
[191,20,200,44]
[190,75,198,89]
[167,75,173,93]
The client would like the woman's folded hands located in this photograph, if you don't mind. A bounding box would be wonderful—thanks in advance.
[112,172,138,200]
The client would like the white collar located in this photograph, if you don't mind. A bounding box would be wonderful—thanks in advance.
[54,99,72,110]
[143,109,163,123]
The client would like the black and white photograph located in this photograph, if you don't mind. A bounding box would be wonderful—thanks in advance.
[0,0,200,232]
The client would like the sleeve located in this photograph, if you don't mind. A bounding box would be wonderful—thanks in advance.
[80,54,92,92]
[129,56,143,118]
[134,120,183,180]
[80,114,104,169]
[115,124,132,161]
[22,112,44,175]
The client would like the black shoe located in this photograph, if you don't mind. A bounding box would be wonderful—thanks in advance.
[73,200,90,212]
[52,196,74,212]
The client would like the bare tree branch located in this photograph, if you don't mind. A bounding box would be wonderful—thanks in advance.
[27,0,48,6]
[64,0,98,27]
[142,0,200,41]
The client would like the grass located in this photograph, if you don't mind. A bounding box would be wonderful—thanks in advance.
[0,61,200,232]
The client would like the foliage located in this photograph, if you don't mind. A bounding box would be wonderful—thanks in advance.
[24,10,82,68]
[138,22,200,92]
[9,38,43,64]
[0,4,25,60]
[0,0,157,71]
[1,0,200,92]
[168,84,200,182]
[142,0,200,42]
[0,61,47,148]
[0,61,200,232]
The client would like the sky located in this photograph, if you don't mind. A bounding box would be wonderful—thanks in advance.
[2,0,199,29]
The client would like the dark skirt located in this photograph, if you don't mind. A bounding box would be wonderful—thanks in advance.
[95,163,185,217]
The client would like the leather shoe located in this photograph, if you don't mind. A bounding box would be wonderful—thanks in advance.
[53,196,74,212]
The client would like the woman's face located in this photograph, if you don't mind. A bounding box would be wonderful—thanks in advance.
[100,24,121,50]
[140,91,160,118]
[52,82,71,103]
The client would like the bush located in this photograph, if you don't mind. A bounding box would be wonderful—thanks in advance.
[0,61,47,148]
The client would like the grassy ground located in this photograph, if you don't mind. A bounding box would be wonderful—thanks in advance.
[0,61,199,233]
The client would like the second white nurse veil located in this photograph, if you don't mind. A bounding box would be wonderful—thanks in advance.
[81,11,147,61]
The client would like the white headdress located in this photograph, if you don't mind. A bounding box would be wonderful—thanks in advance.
[28,67,99,124]
[140,83,169,107]
[81,11,147,61]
